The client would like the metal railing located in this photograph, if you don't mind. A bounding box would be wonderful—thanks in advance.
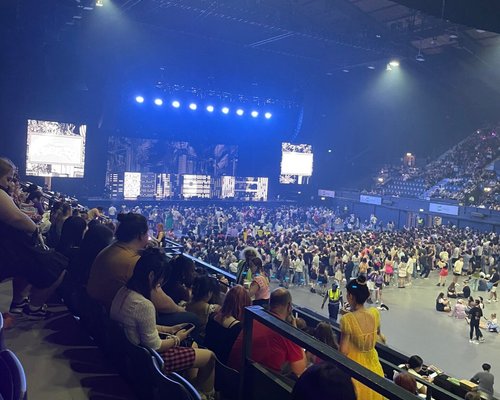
[242,306,421,400]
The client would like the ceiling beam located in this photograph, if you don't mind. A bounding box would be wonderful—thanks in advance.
[390,0,500,34]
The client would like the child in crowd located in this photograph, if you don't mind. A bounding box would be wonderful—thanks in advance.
[487,313,499,333]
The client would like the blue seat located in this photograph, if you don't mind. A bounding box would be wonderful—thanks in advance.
[0,313,5,351]
[0,349,27,400]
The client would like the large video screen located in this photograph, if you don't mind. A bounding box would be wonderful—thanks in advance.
[26,119,86,178]
[219,176,268,201]
[106,137,238,178]
[280,142,313,184]
[182,175,211,199]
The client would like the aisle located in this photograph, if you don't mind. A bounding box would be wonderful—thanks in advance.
[0,282,135,400]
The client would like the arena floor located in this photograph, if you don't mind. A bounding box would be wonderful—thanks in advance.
[287,272,500,397]
[1,270,499,399]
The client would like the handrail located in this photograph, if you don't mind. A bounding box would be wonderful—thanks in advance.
[292,306,464,400]
[163,238,237,283]
[242,306,419,400]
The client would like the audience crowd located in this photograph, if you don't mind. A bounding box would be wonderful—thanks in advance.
[0,155,498,399]
[374,127,500,209]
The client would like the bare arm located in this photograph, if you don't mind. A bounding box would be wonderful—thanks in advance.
[290,351,307,377]
[151,286,185,314]
[248,281,259,298]
[0,191,37,234]
[340,333,350,355]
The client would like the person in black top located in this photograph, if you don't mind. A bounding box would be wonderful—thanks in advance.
[469,299,484,344]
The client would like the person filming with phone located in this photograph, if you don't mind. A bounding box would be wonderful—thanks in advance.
[110,248,216,399]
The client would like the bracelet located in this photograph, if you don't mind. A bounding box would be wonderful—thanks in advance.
[172,335,180,347]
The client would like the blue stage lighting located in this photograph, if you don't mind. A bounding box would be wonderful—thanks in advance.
[172,100,180,108]
[135,96,145,104]
[236,109,244,116]
[251,110,259,118]
[154,98,163,106]
[206,105,214,112]
[221,107,229,114]
[264,112,272,119]
[189,103,198,110]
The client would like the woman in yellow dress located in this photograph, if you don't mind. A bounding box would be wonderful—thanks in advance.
[340,275,385,400]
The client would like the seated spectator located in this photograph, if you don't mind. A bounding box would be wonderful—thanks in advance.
[487,313,499,333]
[396,355,431,396]
[163,256,196,304]
[0,157,66,319]
[55,216,87,259]
[450,299,467,319]
[67,224,114,287]
[186,275,221,342]
[308,322,338,365]
[291,363,356,400]
[394,372,418,395]
[436,293,451,312]
[247,257,270,308]
[87,212,198,330]
[205,285,251,364]
[228,288,307,379]
[110,248,215,399]
[447,282,458,298]
[478,273,489,291]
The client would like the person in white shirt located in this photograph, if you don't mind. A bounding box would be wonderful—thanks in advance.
[110,248,215,398]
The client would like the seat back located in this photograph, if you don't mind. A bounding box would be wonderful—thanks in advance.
[215,357,240,400]
[169,372,202,400]
[106,320,161,400]
[146,347,200,400]
[0,349,27,400]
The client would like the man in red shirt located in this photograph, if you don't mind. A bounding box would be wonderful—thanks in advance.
[229,288,307,378]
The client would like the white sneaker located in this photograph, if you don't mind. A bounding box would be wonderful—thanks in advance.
[487,299,492,303]
[473,340,480,344]
[469,339,474,343]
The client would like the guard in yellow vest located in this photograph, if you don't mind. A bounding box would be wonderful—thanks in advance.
[321,281,343,321]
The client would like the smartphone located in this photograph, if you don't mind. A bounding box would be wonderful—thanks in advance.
[175,323,195,334]
[429,372,438,379]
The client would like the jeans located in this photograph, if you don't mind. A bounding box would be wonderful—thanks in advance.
[351,263,359,278]
[294,272,304,285]
[470,321,483,340]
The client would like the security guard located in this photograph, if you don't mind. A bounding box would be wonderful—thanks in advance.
[321,281,343,321]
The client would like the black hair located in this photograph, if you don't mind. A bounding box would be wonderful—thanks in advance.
[56,216,87,255]
[482,363,491,371]
[408,355,423,370]
[292,363,356,400]
[115,212,148,242]
[191,275,216,302]
[345,275,370,304]
[126,247,170,301]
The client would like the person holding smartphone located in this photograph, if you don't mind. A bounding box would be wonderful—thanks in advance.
[110,248,215,399]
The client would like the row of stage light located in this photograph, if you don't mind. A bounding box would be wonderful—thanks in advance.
[134,96,272,119]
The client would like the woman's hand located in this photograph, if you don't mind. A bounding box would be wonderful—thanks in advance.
[175,325,195,342]
[165,323,189,334]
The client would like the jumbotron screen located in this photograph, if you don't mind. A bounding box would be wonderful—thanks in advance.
[280,142,313,184]
[26,119,86,178]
